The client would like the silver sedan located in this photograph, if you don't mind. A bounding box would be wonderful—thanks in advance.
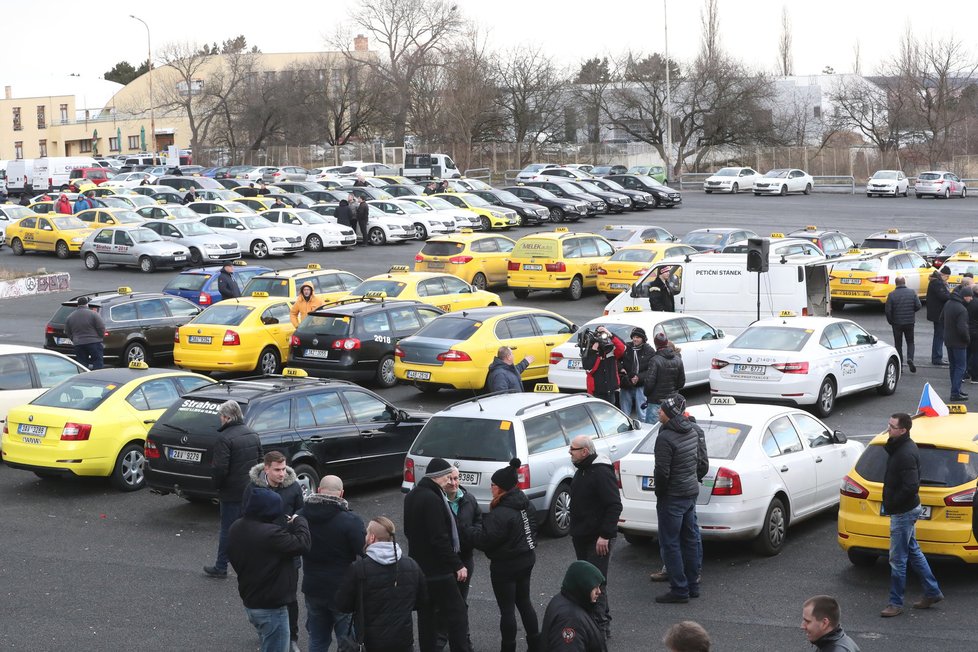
[142,219,241,265]
[81,225,191,273]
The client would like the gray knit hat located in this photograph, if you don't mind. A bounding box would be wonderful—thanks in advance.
[425,458,453,478]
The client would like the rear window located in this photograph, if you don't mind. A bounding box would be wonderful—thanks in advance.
[855,442,978,487]
[413,317,480,340]
[609,249,655,263]
[831,259,881,272]
[32,378,121,411]
[632,420,749,460]
[164,273,209,292]
[50,304,76,324]
[193,304,254,326]
[421,241,465,256]
[918,173,941,181]
[155,397,224,434]
[512,239,558,258]
[730,327,812,352]
[298,314,352,336]
[860,239,898,250]
[243,277,291,297]
[944,261,978,276]
[601,228,638,242]
[411,416,517,462]
[351,280,407,297]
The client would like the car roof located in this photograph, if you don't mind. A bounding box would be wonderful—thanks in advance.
[685,227,742,234]
[440,306,545,320]
[0,344,69,355]
[59,366,189,384]
[435,391,598,419]
[184,375,358,403]
[863,413,978,448]
[312,298,430,316]
[865,231,928,240]
[747,316,850,329]
[515,230,601,241]
[685,402,803,424]
[62,289,171,307]
[254,267,347,279]
[427,231,509,243]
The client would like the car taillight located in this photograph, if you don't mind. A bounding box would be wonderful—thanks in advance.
[840,474,869,499]
[223,329,240,346]
[828,275,837,281]
[773,361,809,374]
[711,467,742,496]
[801,307,809,316]
[508,261,520,271]
[633,268,649,277]
[45,324,55,335]
[290,335,301,347]
[545,262,566,272]
[549,351,564,365]
[711,358,729,369]
[199,293,211,305]
[944,487,977,506]
[596,267,607,275]
[867,276,889,284]
[331,338,361,350]
[403,457,415,483]
[415,254,425,263]
[517,464,531,490]
[449,255,473,264]
[174,330,180,343]
[394,346,405,358]
[144,439,160,459]
[613,460,622,488]
[437,349,472,362]
[61,423,92,441]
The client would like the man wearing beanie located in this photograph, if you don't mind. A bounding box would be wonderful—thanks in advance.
[619,327,656,420]
[926,265,952,365]
[541,561,608,652]
[653,394,708,604]
[403,458,473,652]
[643,333,686,423]
[942,283,972,401]
[581,326,625,404]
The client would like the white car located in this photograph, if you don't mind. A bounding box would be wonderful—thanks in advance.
[368,199,456,240]
[704,167,760,194]
[600,224,676,249]
[197,213,304,258]
[866,170,909,197]
[914,170,967,199]
[0,345,88,432]
[141,219,242,264]
[399,195,482,230]
[103,171,154,188]
[361,205,417,245]
[752,169,814,196]
[306,168,343,182]
[721,236,826,259]
[548,312,732,391]
[259,208,357,250]
[194,189,243,202]
[709,316,900,417]
[136,204,207,221]
[615,397,865,555]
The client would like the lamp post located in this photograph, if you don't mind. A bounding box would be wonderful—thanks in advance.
[663,0,672,183]
[130,14,156,155]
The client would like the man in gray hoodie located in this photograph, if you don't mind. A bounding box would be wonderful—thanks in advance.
[64,297,105,369]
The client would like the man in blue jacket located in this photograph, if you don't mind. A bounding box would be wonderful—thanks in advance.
[486,346,534,393]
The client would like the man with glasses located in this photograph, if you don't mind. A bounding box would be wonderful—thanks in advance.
[879,412,944,617]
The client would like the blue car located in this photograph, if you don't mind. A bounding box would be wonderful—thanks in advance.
[162,264,273,306]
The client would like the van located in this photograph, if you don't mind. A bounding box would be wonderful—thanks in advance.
[603,253,830,335]
[33,157,99,191]
[6,159,35,195]
[403,153,461,180]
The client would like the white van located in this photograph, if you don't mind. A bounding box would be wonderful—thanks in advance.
[33,156,98,191]
[603,253,830,335]
[6,159,35,195]
[403,153,461,180]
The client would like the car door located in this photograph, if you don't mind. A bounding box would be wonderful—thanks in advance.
[584,238,615,286]
[905,252,932,295]
[760,416,818,516]
[790,411,853,509]
[340,388,411,480]
[441,275,484,311]
[134,299,175,359]
[839,320,887,389]
[531,313,576,376]
[679,316,724,383]
[586,400,639,460]
[247,397,297,456]
[493,315,546,381]
[260,302,295,359]
[0,354,40,423]
[295,390,361,482]
[110,229,135,265]
[491,237,516,284]
[34,217,58,252]
[817,322,857,394]
[125,376,185,434]
[161,295,201,340]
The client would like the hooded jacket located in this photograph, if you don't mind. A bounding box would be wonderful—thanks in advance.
[211,419,263,502]
[882,432,922,515]
[403,476,465,578]
[242,463,305,516]
[297,493,366,604]
[290,282,324,327]
[653,413,708,499]
[227,488,311,610]
[64,306,106,346]
[73,196,92,214]
[464,488,537,575]
[926,270,951,322]
[569,453,622,540]
[541,561,607,652]
[486,356,530,393]
[620,339,655,386]
[334,200,353,227]
[643,347,686,402]
[581,334,626,395]
[884,285,921,326]
[812,626,861,652]
[217,268,240,300]
[55,194,72,214]
[942,286,970,348]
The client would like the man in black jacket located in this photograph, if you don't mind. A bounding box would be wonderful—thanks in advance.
[568,435,621,638]
[228,488,311,652]
[486,346,533,394]
[648,266,676,312]
[217,262,240,301]
[643,334,686,423]
[967,280,978,383]
[885,276,921,373]
[880,412,943,617]
[653,393,708,604]
[436,468,482,651]
[334,199,353,228]
[926,267,952,365]
[541,560,607,652]
[620,327,656,420]
[64,297,106,370]
[404,458,473,652]
[802,595,861,651]
[205,400,262,579]
[581,326,625,404]
[941,285,971,401]
[355,196,370,245]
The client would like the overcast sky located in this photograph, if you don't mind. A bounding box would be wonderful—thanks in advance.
[4,0,975,82]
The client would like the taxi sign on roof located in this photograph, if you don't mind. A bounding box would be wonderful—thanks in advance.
[251,291,270,298]
[118,286,133,294]
[948,404,968,414]
[779,310,797,317]
[887,228,899,234]
[604,225,615,230]
[805,225,817,231]
[709,396,737,406]
[282,367,308,377]
[953,251,972,258]
[534,383,558,393]
[232,260,248,266]
[388,265,410,273]
[847,248,862,254]
[623,305,642,312]
[128,360,149,369]
[307,263,321,270]
[643,238,658,243]
[554,227,569,233]
[770,232,785,238]
[363,291,388,299]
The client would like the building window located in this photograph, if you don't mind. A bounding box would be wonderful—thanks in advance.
[37,105,46,129]
[60,104,69,123]
[128,135,140,150]
[813,105,821,118]
[14,141,23,159]
[109,137,120,152]
[79,138,91,153]
[12,107,21,131]
[38,140,47,157]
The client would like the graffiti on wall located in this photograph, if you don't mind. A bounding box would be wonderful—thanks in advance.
[0,273,70,299]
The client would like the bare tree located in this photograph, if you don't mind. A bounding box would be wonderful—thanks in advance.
[495,48,569,166]
[778,6,793,76]
[852,40,862,76]
[701,0,721,69]
[154,42,220,155]
[827,75,905,156]
[572,57,613,146]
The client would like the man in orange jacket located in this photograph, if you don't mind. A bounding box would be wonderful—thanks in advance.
[290,282,323,328]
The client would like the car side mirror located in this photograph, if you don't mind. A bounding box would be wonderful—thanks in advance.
[631,418,642,430]
[716,329,724,338]
[236,225,245,230]
[867,334,878,344]
[936,246,946,253]
[832,429,847,444]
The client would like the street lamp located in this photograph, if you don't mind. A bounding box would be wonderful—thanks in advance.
[663,0,672,183]
[130,14,156,155]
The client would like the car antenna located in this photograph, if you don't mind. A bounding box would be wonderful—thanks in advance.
[706,402,714,418]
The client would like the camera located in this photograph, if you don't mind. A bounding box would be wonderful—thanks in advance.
[577,327,614,355]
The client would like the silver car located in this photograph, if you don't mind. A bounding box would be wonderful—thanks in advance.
[142,219,241,264]
[81,225,191,273]
[914,170,967,199]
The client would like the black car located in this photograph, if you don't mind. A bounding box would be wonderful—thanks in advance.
[339,186,394,201]
[605,174,683,208]
[131,185,186,205]
[216,178,244,190]
[470,189,550,226]
[524,180,606,215]
[566,180,632,214]
[382,184,428,198]
[45,288,201,366]
[591,164,629,176]
[289,297,444,387]
[305,189,349,204]
[786,227,856,259]
[586,177,653,210]
[501,185,588,223]
[144,374,430,498]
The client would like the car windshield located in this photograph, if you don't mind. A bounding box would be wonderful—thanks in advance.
[298,314,352,336]
[525,187,559,200]
[241,216,273,229]
[575,182,604,194]
[293,210,329,224]
[832,258,881,272]
[730,326,812,351]
[101,196,133,208]
[523,164,546,173]
[942,241,978,257]
[596,179,626,191]
[609,249,656,263]
[32,378,121,411]
[113,211,144,223]
[131,228,163,243]
[463,179,491,190]
[179,222,215,236]
[350,280,407,297]
[460,194,490,208]
[633,419,749,460]
[2,206,33,220]
[918,172,942,181]
[945,261,978,276]
[601,228,638,242]
[192,304,255,325]
[411,416,517,462]
[871,171,899,180]
[413,316,481,340]
[714,168,740,177]
[591,167,613,174]
[764,170,791,178]
[492,190,521,203]
[51,216,87,230]
[855,442,978,487]
[392,201,426,215]
[681,232,725,246]
[554,182,582,194]
[243,277,291,298]
[227,203,255,214]
[127,195,155,207]
[859,238,898,249]
[164,273,209,292]
[166,206,199,219]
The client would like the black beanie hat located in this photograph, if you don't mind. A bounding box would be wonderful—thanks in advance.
[491,458,522,491]
[425,457,453,478]
[630,327,647,341]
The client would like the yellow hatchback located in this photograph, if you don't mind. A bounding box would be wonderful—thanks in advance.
[414,230,516,290]
[0,362,212,491]
[241,264,363,301]
[7,214,94,258]
[507,228,616,300]
[829,248,932,311]
[838,407,978,565]
[345,265,502,312]
[75,207,145,227]
[596,241,698,298]
[173,294,295,375]
[434,192,519,230]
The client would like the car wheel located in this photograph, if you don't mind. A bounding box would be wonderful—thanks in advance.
[84,252,100,270]
[546,482,572,537]
[830,300,845,312]
[471,272,488,291]
[368,227,387,246]
[878,357,899,395]
[415,382,440,394]
[513,289,530,300]
[944,188,951,199]
[250,240,269,258]
[55,240,70,259]
[705,189,712,194]
[779,184,788,196]
[963,187,968,199]
[256,347,280,375]
[513,213,524,227]
[813,377,836,417]
[11,238,24,256]
[110,443,146,492]
[306,234,323,251]
[293,463,320,498]
[139,256,156,273]
[753,496,787,556]
[847,549,878,567]
[803,183,812,195]
[188,247,203,265]
[915,193,923,199]
[123,341,147,366]
[648,195,659,208]
[623,532,654,546]
[479,216,492,231]
[375,354,397,388]
[565,276,584,301]
[731,183,739,194]
[548,207,564,223]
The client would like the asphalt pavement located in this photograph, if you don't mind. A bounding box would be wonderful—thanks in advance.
[1,191,977,650]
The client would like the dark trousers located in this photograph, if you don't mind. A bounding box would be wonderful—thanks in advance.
[891,323,915,365]
[418,575,472,652]
[215,500,241,571]
[968,332,978,379]
[656,495,701,598]
[572,536,612,633]
[932,319,945,363]
[357,216,369,243]
[490,565,539,652]
[288,599,299,643]
[434,561,472,652]
[949,346,968,396]
[591,390,618,406]
[74,342,104,370]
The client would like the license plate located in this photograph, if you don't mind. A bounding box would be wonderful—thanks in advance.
[522,264,543,271]
[641,476,655,490]
[568,359,582,369]
[168,448,202,463]
[840,278,861,285]
[174,256,186,261]
[406,370,431,380]
[610,283,629,289]
[55,337,72,345]
[304,349,330,358]
[427,261,445,269]
[734,364,765,375]
[188,335,212,344]
[836,290,869,296]
[458,471,480,485]
[880,504,932,519]
[18,424,46,436]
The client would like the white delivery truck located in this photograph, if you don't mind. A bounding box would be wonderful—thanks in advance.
[33,156,99,192]
[402,153,462,180]
[5,159,36,196]
[602,253,830,335]
[0,160,7,194]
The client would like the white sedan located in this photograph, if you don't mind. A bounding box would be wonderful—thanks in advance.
[103,171,154,188]
[259,208,357,251]
[709,316,900,417]
[0,346,88,434]
[703,167,760,194]
[866,170,909,197]
[616,397,865,555]
[197,213,304,258]
[548,312,732,391]
[752,169,814,196]
[368,199,456,240]
[399,195,482,230]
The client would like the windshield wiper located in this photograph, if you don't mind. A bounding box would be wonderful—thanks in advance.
[919,478,948,486]
[155,422,189,434]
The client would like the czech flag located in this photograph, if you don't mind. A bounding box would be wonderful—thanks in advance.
[917,383,949,417]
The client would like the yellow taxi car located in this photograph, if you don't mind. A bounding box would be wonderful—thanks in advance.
[27,201,57,215]
[838,405,978,565]
[174,293,295,375]
[344,265,502,312]
[394,306,576,392]
[241,264,363,301]
[234,197,282,212]
[507,228,616,301]
[829,247,932,311]
[83,186,136,198]
[0,361,212,492]
[942,251,978,290]
[433,192,519,230]
[7,214,94,258]
[75,207,146,227]
[596,240,698,298]
[414,230,516,290]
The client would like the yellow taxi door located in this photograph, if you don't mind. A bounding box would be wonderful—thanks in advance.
[492,314,548,380]
[483,236,515,285]
[580,237,616,288]
[34,217,57,252]
[260,302,296,360]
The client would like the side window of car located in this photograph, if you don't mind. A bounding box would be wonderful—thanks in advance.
[162,296,200,318]
[302,391,349,427]
[442,276,470,294]
[30,353,81,387]
[840,322,874,346]
[261,303,291,325]
[127,378,180,411]
[595,238,614,257]
[503,316,537,339]
[765,417,804,455]
[227,217,241,229]
[38,218,52,231]
[661,319,688,344]
[524,412,568,455]
[793,413,832,448]
[907,252,928,268]
[94,229,113,244]
[175,376,212,394]
[887,254,908,270]
[343,390,392,423]
[578,237,599,258]
[474,238,497,253]
[587,401,633,437]
[136,299,168,319]
[682,317,717,341]
[557,404,599,440]
[20,217,36,229]
[114,231,133,247]
[251,400,292,432]
[495,238,515,253]
[388,307,421,331]
[0,354,33,390]
[532,315,572,335]
[417,278,447,297]
[110,301,138,322]
[563,239,582,259]
[819,323,849,350]
[361,311,391,334]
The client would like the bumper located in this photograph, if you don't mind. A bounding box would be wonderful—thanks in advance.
[830,289,888,304]
[753,187,785,195]
[507,276,575,291]
[618,494,769,541]
[173,345,262,372]
[1,438,114,478]
[287,354,376,381]
[146,465,217,498]
[837,534,978,564]
[548,364,586,391]
[709,381,816,406]
[270,244,305,255]
[655,195,683,206]
[204,250,242,261]
[394,362,485,390]
[867,187,900,196]
[596,278,634,294]
[150,254,190,268]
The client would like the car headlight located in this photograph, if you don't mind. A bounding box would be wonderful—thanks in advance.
[71,236,86,243]
[608,197,620,204]
[270,236,284,242]
[204,243,222,250]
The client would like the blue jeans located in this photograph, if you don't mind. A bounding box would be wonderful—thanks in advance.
[246,606,291,652]
[888,505,941,607]
[656,495,701,597]
[215,501,241,572]
[643,402,661,424]
[619,385,644,420]
[74,342,104,370]
[948,346,967,396]
[306,596,354,652]
[931,320,944,363]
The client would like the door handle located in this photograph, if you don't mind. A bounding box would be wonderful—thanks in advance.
[510,346,518,350]
[308,436,325,442]
[545,342,554,346]
[361,432,375,438]
[815,457,823,463]
[780,465,789,472]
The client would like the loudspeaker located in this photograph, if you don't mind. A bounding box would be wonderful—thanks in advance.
[747,238,769,272]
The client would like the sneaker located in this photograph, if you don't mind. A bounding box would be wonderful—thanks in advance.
[908,361,916,373]
[970,378,978,384]
[655,591,689,604]
[203,565,228,578]
[950,394,969,401]
[961,392,970,398]
[913,594,944,609]
[880,604,903,617]
[933,360,949,366]
[649,569,669,582]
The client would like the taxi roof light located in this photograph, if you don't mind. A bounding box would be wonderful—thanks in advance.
[128,360,149,369]
[709,396,736,406]
[887,228,899,234]
[643,238,658,243]
[306,263,321,270]
[554,227,569,232]
[388,265,410,273]
[534,383,559,393]
[363,291,388,300]
[118,286,133,294]
[282,367,308,377]
[947,404,968,414]
[805,225,817,231]
[232,260,248,266]
[778,310,797,318]
[251,291,270,298]
[770,232,785,238]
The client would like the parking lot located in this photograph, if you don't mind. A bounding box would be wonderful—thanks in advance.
[2,190,977,650]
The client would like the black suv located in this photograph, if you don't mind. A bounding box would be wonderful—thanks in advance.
[145,374,430,498]
[289,297,444,387]
[604,174,683,208]
[501,185,587,223]
[470,189,550,226]
[45,288,201,366]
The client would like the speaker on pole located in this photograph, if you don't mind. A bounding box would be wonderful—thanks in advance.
[747,238,770,272]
